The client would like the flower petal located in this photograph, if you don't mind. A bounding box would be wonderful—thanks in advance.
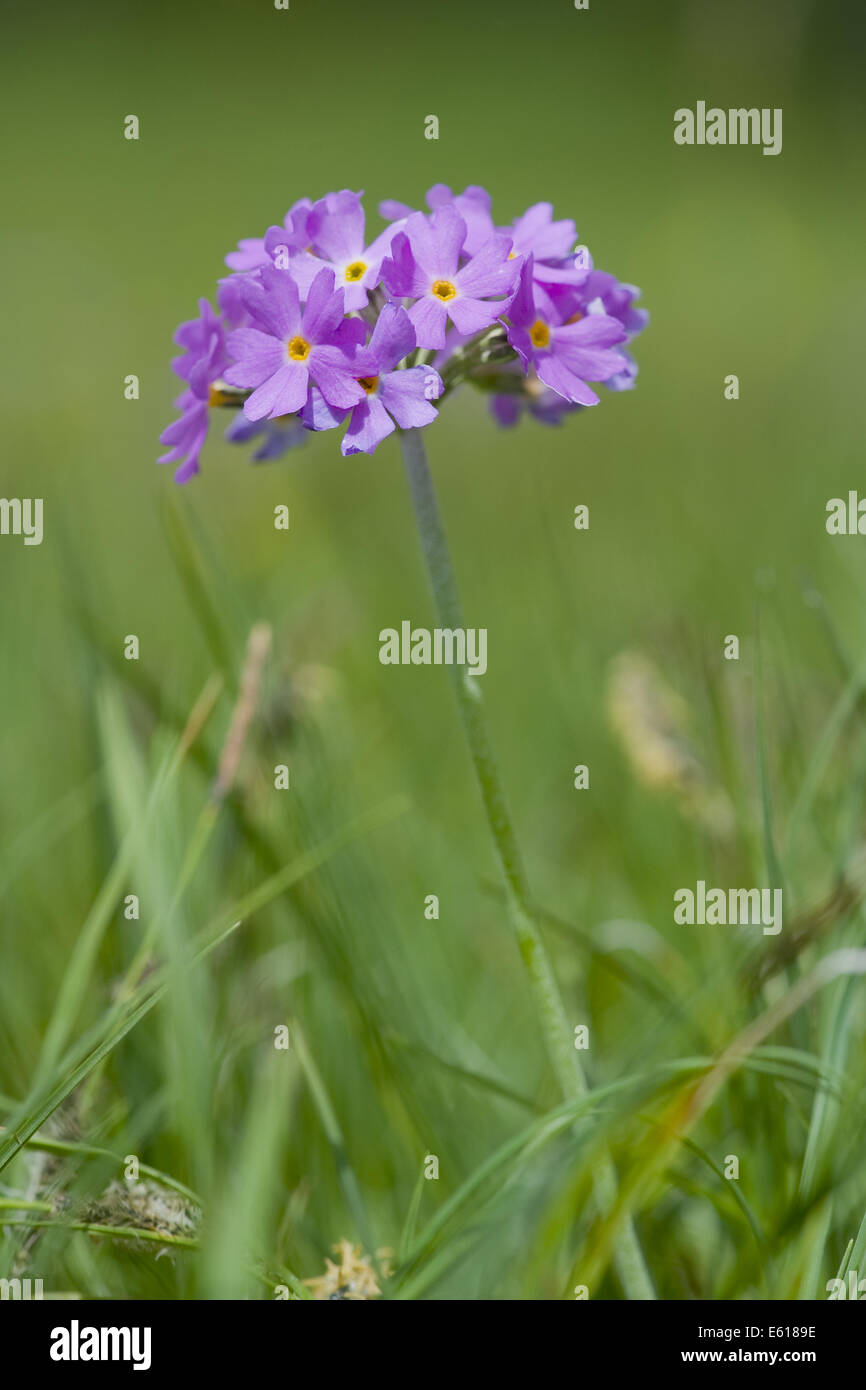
[536,354,600,406]
[505,323,533,368]
[302,267,345,343]
[489,394,522,428]
[367,303,416,373]
[532,257,591,286]
[244,362,308,420]
[241,264,302,339]
[225,329,285,388]
[510,203,576,261]
[557,345,628,382]
[553,313,629,381]
[505,256,537,331]
[381,231,429,298]
[363,221,402,269]
[310,346,366,409]
[379,197,415,220]
[225,238,268,272]
[158,397,209,482]
[447,295,504,337]
[307,190,365,265]
[406,205,465,278]
[301,386,347,431]
[408,295,450,350]
[281,250,329,299]
[454,234,519,299]
[379,366,441,429]
[557,313,626,344]
[341,396,395,456]
[333,316,368,353]
[426,185,495,255]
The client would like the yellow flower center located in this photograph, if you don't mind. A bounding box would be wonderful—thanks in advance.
[345,260,367,283]
[431,278,457,302]
[529,319,551,349]
[565,311,584,325]
[287,336,311,362]
[357,375,379,395]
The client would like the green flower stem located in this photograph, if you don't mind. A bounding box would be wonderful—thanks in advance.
[398,427,655,1300]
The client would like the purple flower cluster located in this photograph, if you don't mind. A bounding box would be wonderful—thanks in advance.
[159,186,647,481]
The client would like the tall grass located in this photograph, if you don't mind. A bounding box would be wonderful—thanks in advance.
[2,490,866,1300]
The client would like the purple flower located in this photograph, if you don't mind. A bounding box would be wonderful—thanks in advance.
[160,186,647,479]
[607,355,639,391]
[579,270,649,338]
[382,205,519,350]
[338,304,444,456]
[217,274,254,328]
[168,298,226,392]
[506,203,577,262]
[505,257,628,406]
[380,184,495,257]
[224,412,308,461]
[226,198,312,272]
[502,203,592,315]
[489,367,582,429]
[224,238,270,274]
[224,264,366,421]
[278,190,399,310]
[557,270,649,391]
[159,299,227,483]
[159,391,210,485]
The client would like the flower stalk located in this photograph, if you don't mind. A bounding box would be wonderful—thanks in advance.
[398,426,655,1300]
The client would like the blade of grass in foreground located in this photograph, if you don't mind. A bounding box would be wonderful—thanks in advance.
[799,972,861,1199]
[784,650,866,862]
[201,1051,295,1299]
[845,1206,866,1279]
[0,1216,199,1251]
[754,616,787,900]
[0,916,242,1176]
[56,792,408,1103]
[389,1060,710,1299]
[392,1047,828,1300]
[0,794,409,1176]
[571,949,866,1296]
[292,1020,376,1261]
[0,1129,200,1206]
[24,676,221,1100]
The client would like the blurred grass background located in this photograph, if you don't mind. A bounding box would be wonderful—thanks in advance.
[1,0,866,1299]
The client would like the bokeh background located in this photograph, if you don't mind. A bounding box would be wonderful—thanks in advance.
[1,0,866,1300]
